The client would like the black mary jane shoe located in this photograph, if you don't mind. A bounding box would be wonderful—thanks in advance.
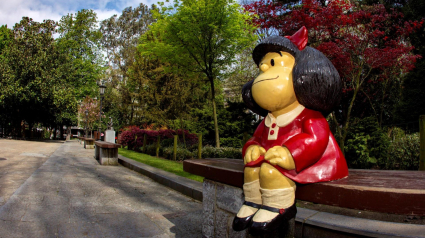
[249,204,297,236]
[232,201,262,231]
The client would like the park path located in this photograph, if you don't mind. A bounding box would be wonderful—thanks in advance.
[0,140,202,238]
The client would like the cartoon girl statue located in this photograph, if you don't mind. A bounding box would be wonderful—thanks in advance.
[233,27,349,235]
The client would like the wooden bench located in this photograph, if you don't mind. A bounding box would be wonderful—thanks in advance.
[77,136,85,145]
[94,141,121,165]
[184,158,425,215]
[84,138,95,149]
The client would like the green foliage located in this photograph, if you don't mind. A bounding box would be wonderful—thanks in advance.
[201,145,242,159]
[0,17,77,131]
[56,9,103,100]
[0,25,12,55]
[163,146,194,161]
[141,0,257,147]
[345,117,390,169]
[384,133,420,170]
[145,144,161,157]
[182,101,257,147]
[388,127,406,141]
[100,4,155,128]
[220,137,242,148]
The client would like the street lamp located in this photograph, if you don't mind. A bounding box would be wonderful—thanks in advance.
[98,80,106,141]
[85,109,88,138]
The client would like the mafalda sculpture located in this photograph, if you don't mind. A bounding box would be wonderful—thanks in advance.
[233,27,349,236]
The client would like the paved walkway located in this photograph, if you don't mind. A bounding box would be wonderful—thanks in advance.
[0,140,202,238]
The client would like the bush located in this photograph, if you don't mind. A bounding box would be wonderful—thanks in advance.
[345,117,390,169]
[145,144,161,157]
[163,146,194,161]
[220,137,242,148]
[383,133,420,170]
[161,138,175,147]
[201,145,242,159]
[119,126,198,151]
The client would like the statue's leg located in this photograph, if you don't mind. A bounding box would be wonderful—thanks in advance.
[250,163,297,235]
[232,166,261,231]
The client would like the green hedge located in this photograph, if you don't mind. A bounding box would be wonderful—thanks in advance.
[202,145,242,159]
[163,147,194,161]
[383,133,420,170]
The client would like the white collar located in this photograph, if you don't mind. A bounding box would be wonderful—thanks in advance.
[265,105,305,128]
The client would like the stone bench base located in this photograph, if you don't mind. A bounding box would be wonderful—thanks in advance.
[95,141,121,165]
[203,179,294,238]
[84,139,95,149]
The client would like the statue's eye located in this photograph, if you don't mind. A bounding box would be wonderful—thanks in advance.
[271,59,275,66]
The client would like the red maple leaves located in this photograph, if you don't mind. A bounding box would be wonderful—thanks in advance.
[244,0,422,90]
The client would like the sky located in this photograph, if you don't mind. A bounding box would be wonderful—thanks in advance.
[0,0,156,28]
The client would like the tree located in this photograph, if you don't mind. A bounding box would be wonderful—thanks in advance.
[392,0,425,130]
[0,17,76,136]
[224,45,259,101]
[78,96,101,137]
[56,9,103,100]
[127,51,207,128]
[140,0,257,147]
[245,0,422,154]
[0,25,12,56]
[99,4,155,127]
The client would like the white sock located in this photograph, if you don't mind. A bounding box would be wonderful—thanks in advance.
[252,186,296,222]
[236,180,262,218]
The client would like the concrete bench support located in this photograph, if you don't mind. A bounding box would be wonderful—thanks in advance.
[84,138,95,149]
[203,179,294,238]
[95,141,121,165]
[184,158,425,238]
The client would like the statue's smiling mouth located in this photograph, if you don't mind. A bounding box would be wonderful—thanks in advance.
[253,76,279,85]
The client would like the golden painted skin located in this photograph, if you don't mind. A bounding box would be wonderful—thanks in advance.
[244,52,298,189]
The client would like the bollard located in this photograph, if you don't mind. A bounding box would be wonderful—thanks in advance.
[143,134,147,153]
[173,135,178,161]
[156,135,160,157]
[198,133,202,159]
[420,115,425,170]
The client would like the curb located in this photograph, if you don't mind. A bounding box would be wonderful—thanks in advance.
[118,155,203,201]
[118,155,425,238]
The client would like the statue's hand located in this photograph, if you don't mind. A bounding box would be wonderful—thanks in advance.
[264,146,295,170]
[244,145,266,164]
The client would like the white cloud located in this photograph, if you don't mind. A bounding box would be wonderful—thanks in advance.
[0,0,154,28]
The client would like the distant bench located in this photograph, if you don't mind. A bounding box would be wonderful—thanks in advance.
[94,141,121,165]
[77,136,84,145]
[83,138,95,149]
[184,158,425,215]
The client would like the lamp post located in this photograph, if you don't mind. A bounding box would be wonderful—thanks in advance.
[98,80,106,141]
[85,109,88,138]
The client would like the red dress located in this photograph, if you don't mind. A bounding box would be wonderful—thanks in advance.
[243,108,348,184]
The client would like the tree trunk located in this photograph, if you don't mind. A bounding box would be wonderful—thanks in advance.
[340,84,361,156]
[209,78,220,148]
[60,125,64,140]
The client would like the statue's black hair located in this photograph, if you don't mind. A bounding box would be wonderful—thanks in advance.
[243,36,342,116]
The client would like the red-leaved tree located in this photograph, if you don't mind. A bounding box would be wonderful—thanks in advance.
[244,0,423,153]
[79,96,102,137]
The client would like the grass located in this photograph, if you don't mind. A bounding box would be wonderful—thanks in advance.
[118,148,204,182]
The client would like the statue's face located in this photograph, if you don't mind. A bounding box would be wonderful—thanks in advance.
[252,52,298,113]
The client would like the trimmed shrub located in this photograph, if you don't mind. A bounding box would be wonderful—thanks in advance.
[383,133,420,170]
[220,137,243,148]
[145,144,161,157]
[163,146,194,161]
[345,117,390,169]
[119,126,198,151]
[201,145,242,159]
